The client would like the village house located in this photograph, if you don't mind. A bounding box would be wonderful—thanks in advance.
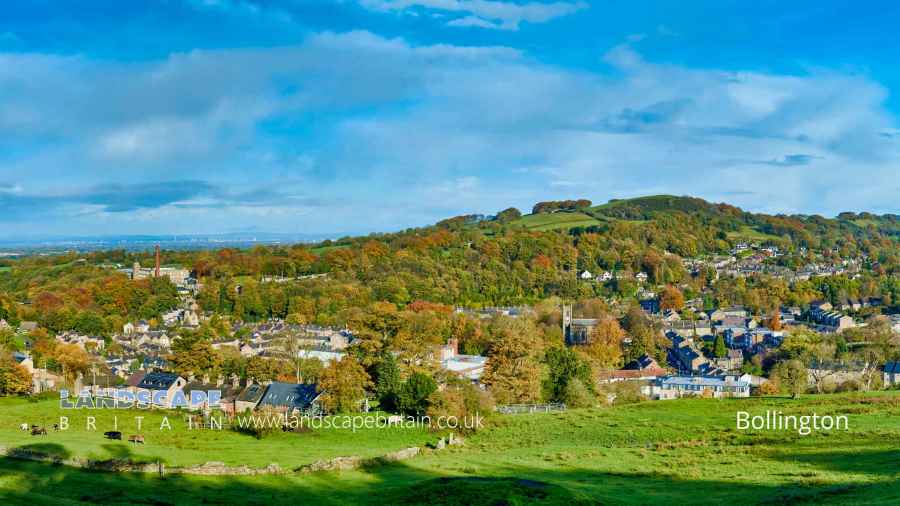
[596,355,667,384]
[671,335,708,373]
[646,374,751,400]
[256,382,322,416]
[18,321,38,333]
[596,271,613,282]
[135,372,187,408]
[74,370,123,396]
[883,362,900,388]
[439,338,487,382]
[234,381,267,413]
[13,351,34,373]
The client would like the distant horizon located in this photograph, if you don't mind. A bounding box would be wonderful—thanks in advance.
[1,192,897,249]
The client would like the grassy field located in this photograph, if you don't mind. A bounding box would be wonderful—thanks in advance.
[726,226,782,242]
[0,398,431,468]
[1,392,899,505]
[509,212,602,231]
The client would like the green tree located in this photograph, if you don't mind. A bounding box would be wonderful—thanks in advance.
[713,335,728,358]
[398,372,438,417]
[542,346,592,404]
[374,354,402,413]
[773,359,807,399]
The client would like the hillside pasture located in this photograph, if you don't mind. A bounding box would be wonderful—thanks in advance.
[1,392,899,504]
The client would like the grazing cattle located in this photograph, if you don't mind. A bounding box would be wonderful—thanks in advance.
[19,423,28,431]
[52,424,59,431]
[31,427,48,436]
[128,435,145,444]
[104,431,123,440]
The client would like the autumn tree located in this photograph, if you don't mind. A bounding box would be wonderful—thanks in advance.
[660,285,685,311]
[482,317,544,404]
[168,340,222,377]
[54,343,91,382]
[585,318,625,369]
[0,354,31,395]
[318,356,372,414]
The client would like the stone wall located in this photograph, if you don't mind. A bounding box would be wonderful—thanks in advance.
[1,433,460,477]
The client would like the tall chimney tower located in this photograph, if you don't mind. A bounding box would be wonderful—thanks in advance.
[155,244,161,277]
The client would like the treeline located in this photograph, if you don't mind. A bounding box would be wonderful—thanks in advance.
[532,199,592,214]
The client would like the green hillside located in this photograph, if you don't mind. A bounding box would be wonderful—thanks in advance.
[509,212,603,231]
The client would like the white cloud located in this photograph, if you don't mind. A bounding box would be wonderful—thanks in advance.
[359,0,588,30]
[2,32,899,236]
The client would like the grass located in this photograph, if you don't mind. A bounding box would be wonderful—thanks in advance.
[1,392,899,504]
[0,397,430,468]
[726,226,781,242]
[509,212,602,231]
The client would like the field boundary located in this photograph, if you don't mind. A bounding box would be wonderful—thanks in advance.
[0,433,462,476]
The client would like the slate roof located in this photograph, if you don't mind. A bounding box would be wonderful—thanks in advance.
[137,372,181,390]
[257,382,320,411]
[883,362,900,374]
[236,383,267,403]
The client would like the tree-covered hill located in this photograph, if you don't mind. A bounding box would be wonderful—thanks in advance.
[1,195,898,334]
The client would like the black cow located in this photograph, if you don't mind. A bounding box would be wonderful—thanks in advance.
[104,431,122,440]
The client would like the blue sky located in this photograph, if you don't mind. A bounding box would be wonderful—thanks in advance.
[2,1,899,237]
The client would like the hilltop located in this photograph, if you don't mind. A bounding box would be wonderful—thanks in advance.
[489,194,898,239]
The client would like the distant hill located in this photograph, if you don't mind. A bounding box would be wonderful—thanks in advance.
[487,194,898,241]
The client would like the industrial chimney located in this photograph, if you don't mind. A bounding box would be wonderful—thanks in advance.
[155,244,161,277]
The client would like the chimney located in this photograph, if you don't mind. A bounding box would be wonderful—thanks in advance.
[230,373,239,389]
[202,373,210,385]
[155,244,161,277]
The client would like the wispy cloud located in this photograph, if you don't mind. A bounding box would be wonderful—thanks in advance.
[359,0,588,30]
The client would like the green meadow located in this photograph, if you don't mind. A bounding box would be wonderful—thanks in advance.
[1,392,899,505]
[509,212,602,231]
[0,397,431,468]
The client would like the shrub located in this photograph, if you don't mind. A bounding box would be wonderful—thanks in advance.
[562,378,594,408]
[233,407,283,439]
[757,381,779,396]
[836,379,862,393]
[426,379,494,434]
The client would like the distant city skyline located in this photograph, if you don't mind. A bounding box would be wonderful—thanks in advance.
[2,1,900,237]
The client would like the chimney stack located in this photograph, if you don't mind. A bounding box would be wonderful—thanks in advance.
[155,245,161,277]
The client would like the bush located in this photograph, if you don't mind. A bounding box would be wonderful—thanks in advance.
[836,379,862,393]
[562,378,594,408]
[233,407,283,439]
[756,381,779,396]
[426,379,494,434]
